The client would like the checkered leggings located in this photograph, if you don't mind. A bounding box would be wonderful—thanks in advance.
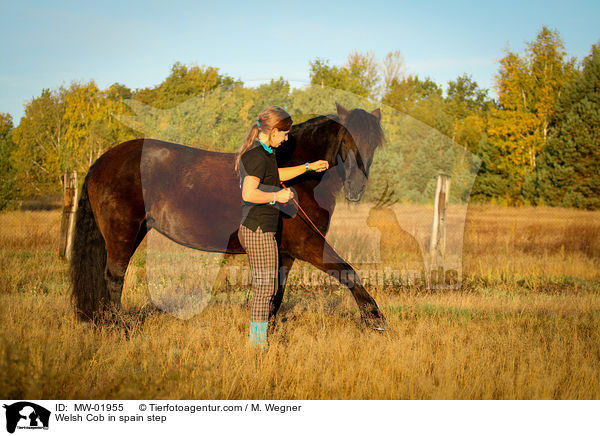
[238,224,279,323]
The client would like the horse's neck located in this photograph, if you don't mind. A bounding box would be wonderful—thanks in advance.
[290,118,344,211]
[291,116,340,162]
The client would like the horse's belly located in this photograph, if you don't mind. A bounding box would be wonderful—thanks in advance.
[147,193,242,252]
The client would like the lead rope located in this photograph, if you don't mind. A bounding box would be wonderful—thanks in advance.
[280,181,359,273]
[279,182,387,331]
[280,182,388,330]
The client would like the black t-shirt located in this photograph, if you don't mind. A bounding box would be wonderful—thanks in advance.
[239,141,281,232]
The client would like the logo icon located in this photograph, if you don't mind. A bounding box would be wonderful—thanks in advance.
[3,402,50,433]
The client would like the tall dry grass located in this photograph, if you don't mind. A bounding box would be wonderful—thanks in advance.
[0,204,598,399]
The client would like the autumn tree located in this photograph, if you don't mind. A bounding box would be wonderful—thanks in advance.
[309,58,349,91]
[11,88,68,196]
[309,51,380,100]
[63,80,137,171]
[479,26,578,204]
[443,74,493,153]
[0,113,17,209]
[446,74,491,119]
[253,78,291,113]
[11,81,137,197]
[134,62,240,109]
[382,50,406,96]
[63,81,108,171]
[382,75,442,114]
[345,51,380,98]
[536,43,600,209]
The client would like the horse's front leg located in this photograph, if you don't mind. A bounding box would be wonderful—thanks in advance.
[293,238,388,330]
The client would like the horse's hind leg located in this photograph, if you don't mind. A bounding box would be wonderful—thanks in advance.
[104,261,127,312]
[104,218,148,312]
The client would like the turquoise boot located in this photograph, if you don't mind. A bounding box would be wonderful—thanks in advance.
[249,321,268,350]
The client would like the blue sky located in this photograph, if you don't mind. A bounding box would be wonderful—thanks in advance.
[1,0,599,123]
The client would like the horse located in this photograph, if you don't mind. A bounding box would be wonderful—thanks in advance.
[70,103,388,330]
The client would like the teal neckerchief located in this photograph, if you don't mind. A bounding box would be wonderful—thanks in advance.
[258,139,273,154]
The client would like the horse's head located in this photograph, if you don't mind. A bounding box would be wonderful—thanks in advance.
[333,103,384,202]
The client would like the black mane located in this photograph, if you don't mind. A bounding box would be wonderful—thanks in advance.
[277,110,384,169]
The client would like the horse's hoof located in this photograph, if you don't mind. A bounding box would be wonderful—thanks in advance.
[361,315,389,332]
[372,321,390,332]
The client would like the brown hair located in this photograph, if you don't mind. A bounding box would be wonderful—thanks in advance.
[234,105,292,171]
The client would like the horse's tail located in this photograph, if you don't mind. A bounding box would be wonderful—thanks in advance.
[70,174,109,321]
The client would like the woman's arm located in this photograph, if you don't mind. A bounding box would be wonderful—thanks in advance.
[278,160,329,181]
[278,164,307,182]
[242,176,293,203]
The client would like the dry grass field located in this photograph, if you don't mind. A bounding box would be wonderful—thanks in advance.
[0,203,599,399]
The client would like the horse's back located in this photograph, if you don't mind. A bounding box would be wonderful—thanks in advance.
[138,139,242,251]
[89,138,237,186]
[88,138,145,181]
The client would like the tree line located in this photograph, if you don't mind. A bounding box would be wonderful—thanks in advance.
[0,26,598,210]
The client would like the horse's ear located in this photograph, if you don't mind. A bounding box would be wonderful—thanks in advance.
[371,108,381,121]
[336,102,350,120]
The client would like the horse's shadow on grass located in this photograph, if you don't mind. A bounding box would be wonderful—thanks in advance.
[83,304,162,339]
[84,287,381,340]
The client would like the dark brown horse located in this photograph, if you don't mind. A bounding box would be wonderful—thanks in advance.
[70,103,388,329]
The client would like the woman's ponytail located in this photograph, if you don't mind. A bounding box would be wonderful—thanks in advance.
[235,106,292,172]
[235,123,260,172]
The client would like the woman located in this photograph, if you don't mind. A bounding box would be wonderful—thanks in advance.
[235,106,329,348]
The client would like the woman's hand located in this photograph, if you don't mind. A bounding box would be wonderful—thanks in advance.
[276,188,294,203]
[309,160,329,172]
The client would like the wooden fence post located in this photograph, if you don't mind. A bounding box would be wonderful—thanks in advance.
[430,173,451,266]
[58,171,77,260]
